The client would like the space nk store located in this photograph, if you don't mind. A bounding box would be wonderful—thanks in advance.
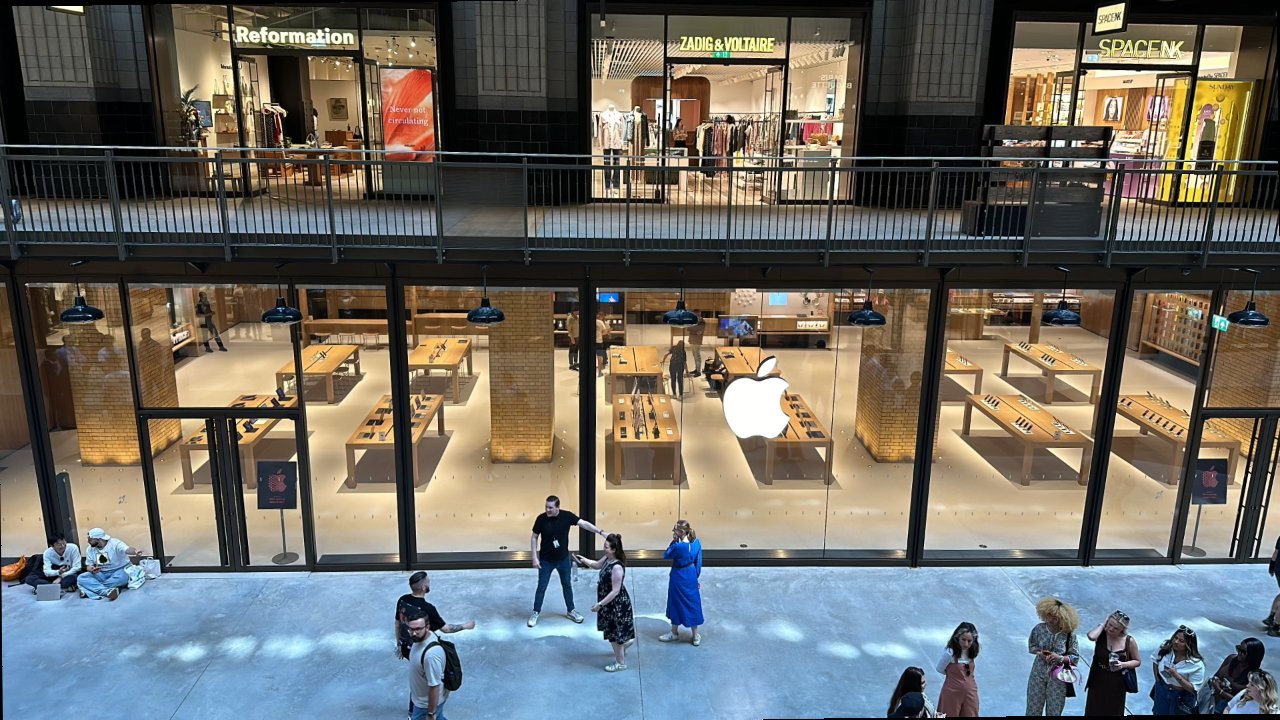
[157,5,441,197]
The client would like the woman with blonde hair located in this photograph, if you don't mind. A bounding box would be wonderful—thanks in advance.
[1026,597,1081,716]
[659,519,704,646]
[1226,669,1278,714]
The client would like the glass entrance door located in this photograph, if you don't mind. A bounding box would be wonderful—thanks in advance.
[1181,414,1280,560]
[142,413,308,570]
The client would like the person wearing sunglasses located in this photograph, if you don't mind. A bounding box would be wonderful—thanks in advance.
[1209,638,1265,713]
[1226,670,1279,714]
[1150,625,1205,715]
[1084,610,1140,717]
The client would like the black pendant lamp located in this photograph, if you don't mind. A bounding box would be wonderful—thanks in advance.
[848,267,886,327]
[60,281,104,325]
[663,266,701,327]
[262,265,302,325]
[467,265,505,326]
[1228,268,1270,328]
[1042,266,1081,327]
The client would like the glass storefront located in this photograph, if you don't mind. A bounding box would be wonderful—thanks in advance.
[588,12,862,204]
[0,283,43,557]
[4,276,1279,568]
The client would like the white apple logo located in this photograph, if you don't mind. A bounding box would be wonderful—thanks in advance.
[722,356,790,439]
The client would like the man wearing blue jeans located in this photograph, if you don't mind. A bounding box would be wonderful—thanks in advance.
[529,495,607,628]
[77,528,140,601]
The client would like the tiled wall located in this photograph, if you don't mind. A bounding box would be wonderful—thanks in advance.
[854,290,932,462]
[488,291,556,462]
[1210,293,1280,449]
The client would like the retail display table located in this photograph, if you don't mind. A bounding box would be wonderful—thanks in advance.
[276,344,361,404]
[345,393,445,488]
[608,346,664,398]
[408,338,475,403]
[944,348,984,393]
[611,393,681,483]
[1117,394,1242,483]
[1001,342,1101,404]
[179,393,298,489]
[763,392,833,485]
[963,393,1093,485]
[716,347,780,384]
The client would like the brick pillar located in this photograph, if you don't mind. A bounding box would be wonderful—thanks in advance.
[129,288,182,451]
[854,289,932,462]
[488,291,555,462]
[1209,293,1280,450]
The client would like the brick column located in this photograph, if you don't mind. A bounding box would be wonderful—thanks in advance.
[1209,293,1280,450]
[854,290,932,462]
[488,291,555,462]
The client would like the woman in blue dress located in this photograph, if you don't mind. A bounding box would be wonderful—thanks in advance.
[659,519,705,646]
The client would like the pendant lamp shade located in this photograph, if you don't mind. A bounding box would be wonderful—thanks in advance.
[467,266,505,325]
[663,300,700,327]
[60,294,104,324]
[261,296,303,325]
[1228,270,1270,328]
[848,298,886,326]
[1042,267,1080,327]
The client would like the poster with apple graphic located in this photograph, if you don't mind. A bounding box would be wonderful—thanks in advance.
[722,356,790,439]
[257,461,298,510]
[380,68,436,162]
[1191,458,1227,505]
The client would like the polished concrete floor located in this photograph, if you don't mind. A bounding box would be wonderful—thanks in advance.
[3,563,1277,719]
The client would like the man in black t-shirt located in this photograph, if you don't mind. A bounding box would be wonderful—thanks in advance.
[395,572,476,657]
[529,495,607,628]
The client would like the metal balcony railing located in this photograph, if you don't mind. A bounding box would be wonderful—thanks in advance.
[0,145,1276,265]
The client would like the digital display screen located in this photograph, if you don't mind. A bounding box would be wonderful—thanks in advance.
[767,292,789,306]
[597,292,621,304]
[718,316,757,339]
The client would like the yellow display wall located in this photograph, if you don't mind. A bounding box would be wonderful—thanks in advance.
[1158,79,1256,203]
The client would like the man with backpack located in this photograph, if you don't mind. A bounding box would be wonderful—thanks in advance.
[405,607,462,720]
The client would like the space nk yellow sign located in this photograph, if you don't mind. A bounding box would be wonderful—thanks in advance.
[678,36,777,54]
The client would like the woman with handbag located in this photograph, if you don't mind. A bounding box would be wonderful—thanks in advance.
[1226,669,1279,714]
[1084,610,1141,716]
[936,622,980,717]
[1150,625,1205,715]
[1026,597,1081,716]
[1208,637,1264,713]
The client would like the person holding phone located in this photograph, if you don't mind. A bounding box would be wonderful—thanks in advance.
[1150,625,1205,715]
[573,533,635,672]
[26,532,82,594]
[76,527,142,601]
[1026,598,1081,716]
[528,495,607,628]
[1084,611,1140,716]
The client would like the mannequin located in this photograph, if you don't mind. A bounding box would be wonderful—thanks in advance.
[600,104,625,191]
[624,105,649,155]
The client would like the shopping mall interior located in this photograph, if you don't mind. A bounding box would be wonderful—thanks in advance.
[2,280,1276,567]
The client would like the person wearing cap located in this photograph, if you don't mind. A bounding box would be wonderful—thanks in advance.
[889,692,929,718]
[76,528,141,601]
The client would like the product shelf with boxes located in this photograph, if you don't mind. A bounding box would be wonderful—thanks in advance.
[1138,292,1210,368]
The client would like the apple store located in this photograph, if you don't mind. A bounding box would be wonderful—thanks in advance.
[3,274,1278,570]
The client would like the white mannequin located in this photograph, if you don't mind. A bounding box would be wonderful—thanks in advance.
[601,104,624,150]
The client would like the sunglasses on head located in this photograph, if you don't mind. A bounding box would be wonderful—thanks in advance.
[1112,610,1130,622]
[1176,625,1196,637]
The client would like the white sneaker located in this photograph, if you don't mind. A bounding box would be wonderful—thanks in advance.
[567,609,585,623]
[527,611,540,627]
[692,633,702,646]
[605,663,628,672]
[658,632,678,642]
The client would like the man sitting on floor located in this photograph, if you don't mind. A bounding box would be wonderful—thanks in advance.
[26,532,82,595]
[77,528,141,601]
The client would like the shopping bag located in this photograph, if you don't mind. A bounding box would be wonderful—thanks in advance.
[140,557,162,579]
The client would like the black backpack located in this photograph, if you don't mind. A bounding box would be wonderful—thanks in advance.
[21,554,44,582]
[423,636,463,692]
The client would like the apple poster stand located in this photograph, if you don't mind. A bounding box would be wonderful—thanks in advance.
[272,510,299,565]
[1180,505,1206,558]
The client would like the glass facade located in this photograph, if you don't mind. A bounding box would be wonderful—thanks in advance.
[2,278,1279,567]
[0,283,42,557]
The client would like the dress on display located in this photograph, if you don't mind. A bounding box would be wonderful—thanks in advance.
[596,560,635,645]
[663,538,703,628]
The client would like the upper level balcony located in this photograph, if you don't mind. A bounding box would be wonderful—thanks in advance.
[0,145,1275,268]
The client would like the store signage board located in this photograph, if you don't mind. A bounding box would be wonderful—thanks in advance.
[257,461,298,510]
[1211,314,1230,333]
[380,68,437,162]
[1093,1,1128,36]
[678,36,776,54]
[1097,38,1184,61]
[234,25,357,48]
[1191,458,1228,505]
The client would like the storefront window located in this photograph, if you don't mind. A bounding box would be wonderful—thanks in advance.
[403,286,578,558]
[0,283,43,557]
[1006,22,1079,126]
[1096,290,1207,557]
[26,283,152,552]
[589,14,664,200]
[925,288,1112,555]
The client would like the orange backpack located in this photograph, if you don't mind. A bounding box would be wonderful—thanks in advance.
[1,555,27,582]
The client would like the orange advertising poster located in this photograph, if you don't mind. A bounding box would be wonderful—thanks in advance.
[380,68,436,161]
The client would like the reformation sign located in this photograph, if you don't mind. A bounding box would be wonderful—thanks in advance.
[234,25,357,48]
[678,36,777,54]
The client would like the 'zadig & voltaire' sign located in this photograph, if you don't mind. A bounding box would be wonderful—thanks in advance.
[678,36,777,54]
[234,25,357,47]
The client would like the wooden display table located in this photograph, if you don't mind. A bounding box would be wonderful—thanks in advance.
[302,319,406,347]
[408,338,475,402]
[345,393,445,488]
[764,392,834,484]
[944,348,984,393]
[1117,394,1242,484]
[180,393,298,489]
[608,346,663,398]
[716,347,780,384]
[962,393,1093,485]
[611,393,681,482]
[276,344,361,404]
[1001,342,1102,404]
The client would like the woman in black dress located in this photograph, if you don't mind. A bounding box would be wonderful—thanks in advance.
[574,533,635,672]
[1084,610,1141,716]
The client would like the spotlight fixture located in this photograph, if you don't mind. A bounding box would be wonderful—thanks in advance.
[848,267,886,327]
[60,261,104,325]
[663,266,701,327]
[467,265,505,326]
[1227,268,1270,328]
[261,264,302,325]
[1042,266,1081,326]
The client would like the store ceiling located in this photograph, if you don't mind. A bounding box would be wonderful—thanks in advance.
[591,38,852,83]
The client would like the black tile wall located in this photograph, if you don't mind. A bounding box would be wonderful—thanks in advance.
[859,113,984,158]
[450,108,576,156]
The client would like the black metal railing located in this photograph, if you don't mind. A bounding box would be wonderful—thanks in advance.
[0,145,1275,265]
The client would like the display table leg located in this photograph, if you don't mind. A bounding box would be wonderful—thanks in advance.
[1227,446,1240,483]
[1021,447,1033,486]
[1090,373,1101,404]
[466,349,474,376]
[962,403,974,435]
[1001,347,1011,376]
[763,440,774,485]
[615,440,622,481]
[345,447,357,489]
[244,446,257,489]
[1078,442,1094,486]
[974,370,983,394]
[181,446,195,490]
[1044,371,1056,404]
[326,374,336,404]
[453,368,461,403]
